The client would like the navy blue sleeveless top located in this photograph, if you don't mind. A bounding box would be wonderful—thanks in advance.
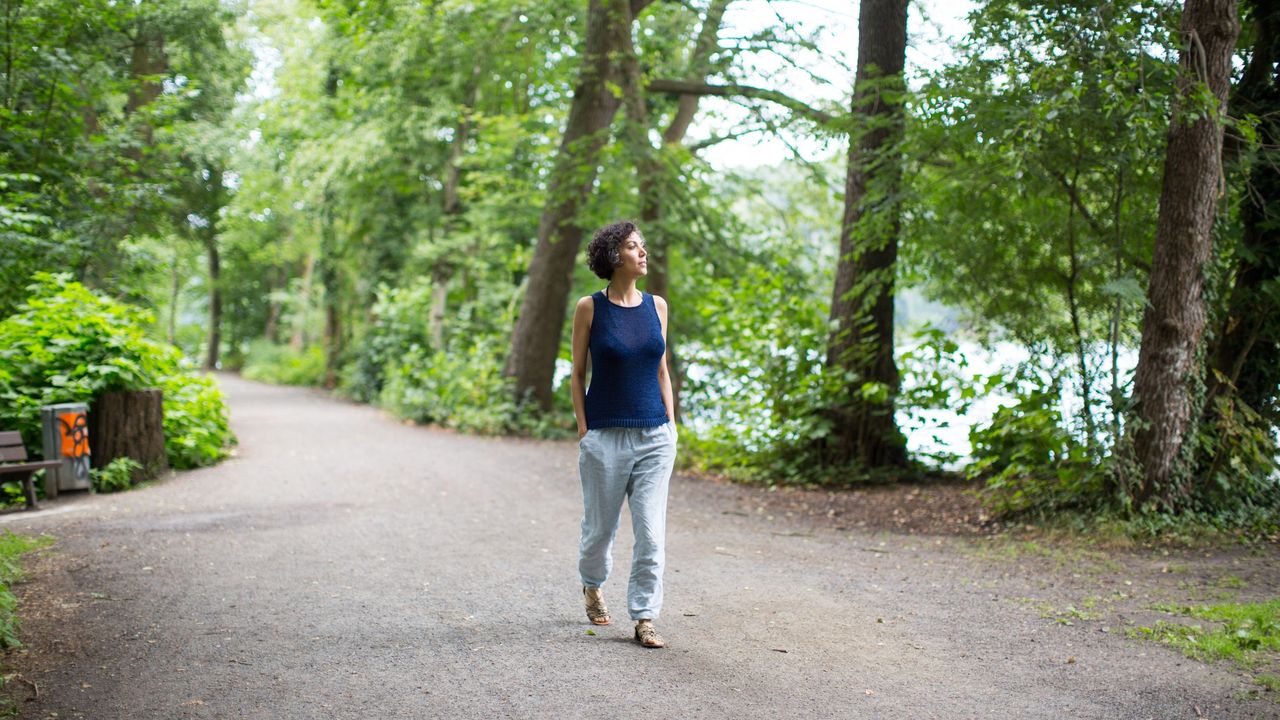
[584,290,668,429]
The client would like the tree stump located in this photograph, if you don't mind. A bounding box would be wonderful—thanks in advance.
[89,389,168,484]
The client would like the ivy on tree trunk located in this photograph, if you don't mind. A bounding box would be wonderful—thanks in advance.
[822,0,910,471]
[1127,0,1240,508]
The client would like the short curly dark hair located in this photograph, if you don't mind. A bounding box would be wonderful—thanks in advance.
[586,220,640,280]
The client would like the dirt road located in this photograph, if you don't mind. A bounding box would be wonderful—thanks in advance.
[1,375,1270,719]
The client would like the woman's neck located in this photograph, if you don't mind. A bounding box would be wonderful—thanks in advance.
[606,277,641,305]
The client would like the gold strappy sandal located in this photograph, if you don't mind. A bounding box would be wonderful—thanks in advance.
[634,620,665,648]
[583,586,611,626]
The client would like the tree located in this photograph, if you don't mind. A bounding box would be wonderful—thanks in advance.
[904,0,1179,470]
[1126,0,1241,508]
[618,0,732,421]
[506,0,652,410]
[1206,0,1280,424]
[821,0,909,469]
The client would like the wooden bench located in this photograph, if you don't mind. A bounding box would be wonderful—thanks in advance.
[0,431,62,510]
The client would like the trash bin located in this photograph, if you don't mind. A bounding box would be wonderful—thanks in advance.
[40,403,92,497]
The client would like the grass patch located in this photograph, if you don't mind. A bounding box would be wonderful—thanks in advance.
[963,536,1124,574]
[0,531,53,649]
[1011,593,1124,626]
[0,531,53,717]
[1131,599,1280,666]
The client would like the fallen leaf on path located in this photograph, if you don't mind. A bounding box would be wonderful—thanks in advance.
[682,612,697,617]
[585,630,596,636]
[771,648,788,653]
[865,689,875,696]
[181,699,205,707]
[1066,656,1075,664]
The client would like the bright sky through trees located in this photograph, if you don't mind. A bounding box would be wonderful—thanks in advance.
[702,0,974,168]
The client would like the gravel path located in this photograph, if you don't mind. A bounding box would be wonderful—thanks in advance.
[0,374,1269,719]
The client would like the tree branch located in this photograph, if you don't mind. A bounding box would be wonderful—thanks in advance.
[1049,167,1151,274]
[645,78,838,127]
[687,126,769,152]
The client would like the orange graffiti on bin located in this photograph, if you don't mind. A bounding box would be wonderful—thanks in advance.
[58,411,90,458]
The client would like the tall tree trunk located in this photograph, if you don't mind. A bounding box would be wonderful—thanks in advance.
[428,66,483,351]
[320,185,341,389]
[661,0,731,147]
[319,65,342,389]
[506,0,653,410]
[1128,0,1240,508]
[203,167,224,371]
[205,232,221,370]
[125,28,166,140]
[264,264,286,343]
[823,0,909,469]
[1206,0,1280,421]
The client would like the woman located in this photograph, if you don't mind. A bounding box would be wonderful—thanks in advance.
[570,220,677,649]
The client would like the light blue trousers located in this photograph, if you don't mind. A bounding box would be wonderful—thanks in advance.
[578,423,677,621]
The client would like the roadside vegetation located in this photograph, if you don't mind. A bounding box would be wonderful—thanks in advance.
[1,0,1275,533]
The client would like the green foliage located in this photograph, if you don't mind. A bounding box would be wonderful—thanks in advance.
[369,280,568,436]
[0,531,53,649]
[0,0,249,317]
[2,0,1271,539]
[969,378,1101,515]
[905,0,1179,457]
[896,326,991,468]
[341,281,436,403]
[380,339,522,435]
[1187,390,1280,527]
[241,341,327,387]
[161,371,235,469]
[678,252,834,484]
[90,457,143,494]
[0,273,234,467]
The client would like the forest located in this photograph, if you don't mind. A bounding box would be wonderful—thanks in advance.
[1,0,1276,535]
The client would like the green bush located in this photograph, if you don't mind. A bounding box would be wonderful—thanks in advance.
[1186,390,1280,530]
[380,338,549,435]
[968,384,1099,515]
[0,273,235,469]
[341,281,435,403]
[241,339,326,386]
[161,371,235,469]
[90,457,142,493]
[355,280,568,437]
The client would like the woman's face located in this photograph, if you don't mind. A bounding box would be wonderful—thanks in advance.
[616,231,648,278]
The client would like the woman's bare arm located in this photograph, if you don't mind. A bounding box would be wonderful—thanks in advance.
[654,295,675,424]
[570,296,594,437]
